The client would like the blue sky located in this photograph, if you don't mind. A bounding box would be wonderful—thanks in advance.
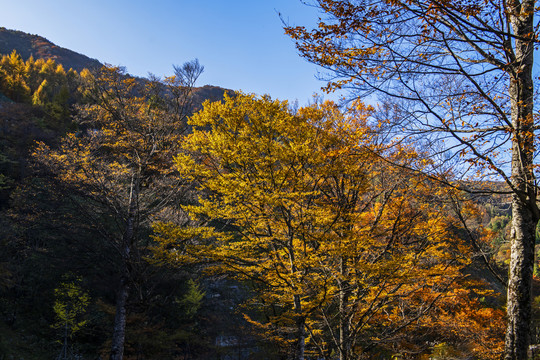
[1,0,338,104]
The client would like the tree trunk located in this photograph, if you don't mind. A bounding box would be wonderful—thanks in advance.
[293,293,305,360]
[339,258,350,360]
[506,198,537,359]
[110,176,139,360]
[504,2,537,358]
[109,274,129,360]
[109,237,132,360]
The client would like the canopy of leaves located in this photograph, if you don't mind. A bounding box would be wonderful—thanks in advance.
[154,92,504,359]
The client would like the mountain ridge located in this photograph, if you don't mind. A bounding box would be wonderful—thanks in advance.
[0,27,228,107]
[0,27,103,72]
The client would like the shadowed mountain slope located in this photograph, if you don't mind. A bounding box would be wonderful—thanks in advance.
[0,27,102,72]
[0,27,229,107]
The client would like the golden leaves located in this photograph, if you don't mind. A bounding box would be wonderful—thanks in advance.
[156,92,499,356]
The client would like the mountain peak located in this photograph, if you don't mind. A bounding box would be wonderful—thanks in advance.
[0,27,102,72]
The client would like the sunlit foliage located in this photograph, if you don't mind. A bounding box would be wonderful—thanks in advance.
[154,93,503,359]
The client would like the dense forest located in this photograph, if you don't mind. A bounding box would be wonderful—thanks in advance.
[0,49,519,360]
[0,1,539,358]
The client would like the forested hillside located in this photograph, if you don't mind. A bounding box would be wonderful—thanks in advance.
[0,43,240,359]
[0,27,102,72]
[0,26,535,360]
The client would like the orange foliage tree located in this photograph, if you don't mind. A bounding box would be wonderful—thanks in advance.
[154,93,503,359]
[284,2,538,357]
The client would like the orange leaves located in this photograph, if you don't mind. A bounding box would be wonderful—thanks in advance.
[418,288,505,359]
[159,92,504,357]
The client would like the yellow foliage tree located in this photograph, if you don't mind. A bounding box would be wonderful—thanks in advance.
[53,275,90,360]
[154,93,502,359]
[0,50,30,102]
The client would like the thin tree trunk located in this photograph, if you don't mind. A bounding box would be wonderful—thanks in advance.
[339,257,350,360]
[504,2,538,358]
[293,293,305,360]
[109,238,132,360]
[109,274,129,360]
[110,176,139,360]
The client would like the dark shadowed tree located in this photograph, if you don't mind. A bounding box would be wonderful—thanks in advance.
[33,61,203,360]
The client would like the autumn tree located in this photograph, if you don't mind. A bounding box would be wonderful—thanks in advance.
[285,1,538,358]
[0,51,80,131]
[33,61,203,360]
[0,51,75,106]
[52,275,90,360]
[0,51,30,102]
[154,93,500,359]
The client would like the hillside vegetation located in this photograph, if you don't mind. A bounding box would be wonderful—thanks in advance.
[0,27,533,360]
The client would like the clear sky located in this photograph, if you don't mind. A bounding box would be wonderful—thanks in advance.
[0,0,338,105]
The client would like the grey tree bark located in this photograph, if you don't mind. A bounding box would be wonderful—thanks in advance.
[505,2,538,357]
[109,275,129,360]
[109,178,138,360]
